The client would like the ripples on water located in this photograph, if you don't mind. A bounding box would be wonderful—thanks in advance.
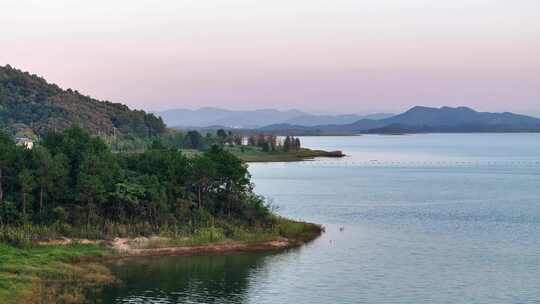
[102,134,540,304]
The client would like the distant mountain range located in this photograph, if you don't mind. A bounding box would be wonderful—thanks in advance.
[284,113,393,126]
[157,107,304,128]
[156,107,394,128]
[4,64,537,138]
[258,106,540,135]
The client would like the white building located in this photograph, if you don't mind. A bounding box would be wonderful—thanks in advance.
[15,137,34,149]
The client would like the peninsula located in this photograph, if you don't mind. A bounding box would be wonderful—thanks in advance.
[0,66,323,304]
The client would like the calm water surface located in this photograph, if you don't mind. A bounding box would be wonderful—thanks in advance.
[102,134,540,304]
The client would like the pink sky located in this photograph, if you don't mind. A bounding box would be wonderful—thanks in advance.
[1,0,539,115]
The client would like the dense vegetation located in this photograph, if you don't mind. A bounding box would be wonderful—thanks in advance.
[0,127,274,245]
[0,66,325,304]
[114,127,305,155]
[0,65,165,139]
[246,134,301,152]
[0,243,113,304]
[112,129,226,152]
[0,127,323,304]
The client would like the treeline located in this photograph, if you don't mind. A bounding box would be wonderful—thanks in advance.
[283,136,301,151]
[247,134,301,152]
[0,64,166,139]
[111,129,236,152]
[112,129,303,154]
[247,134,279,152]
[0,127,272,240]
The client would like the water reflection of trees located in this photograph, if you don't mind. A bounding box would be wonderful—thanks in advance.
[101,252,274,304]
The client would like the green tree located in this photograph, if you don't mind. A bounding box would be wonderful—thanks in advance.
[283,136,291,151]
[17,168,34,215]
[216,129,227,145]
[233,134,243,146]
[76,171,106,227]
[248,135,257,146]
[205,146,250,215]
[294,137,301,150]
[184,130,204,149]
[33,147,53,213]
[0,132,15,204]
[110,181,145,222]
[189,155,216,209]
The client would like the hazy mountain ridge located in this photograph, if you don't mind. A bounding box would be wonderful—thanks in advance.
[257,106,540,135]
[384,106,540,127]
[0,65,166,138]
[157,107,394,128]
[3,65,536,138]
[281,113,394,126]
[157,107,307,128]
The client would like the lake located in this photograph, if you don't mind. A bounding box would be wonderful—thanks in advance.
[102,134,540,304]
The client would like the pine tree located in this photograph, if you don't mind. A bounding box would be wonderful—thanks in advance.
[284,136,291,151]
[294,138,301,150]
[248,135,257,146]
[18,169,34,215]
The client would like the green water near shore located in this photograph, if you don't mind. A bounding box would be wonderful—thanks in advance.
[102,133,540,304]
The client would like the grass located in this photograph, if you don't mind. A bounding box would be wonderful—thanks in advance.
[273,218,323,242]
[179,145,344,162]
[128,218,323,249]
[225,146,344,162]
[178,148,202,158]
[0,218,321,303]
[0,243,114,304]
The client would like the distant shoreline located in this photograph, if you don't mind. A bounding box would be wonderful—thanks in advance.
[256,131,540,137]
[234,148,345,163]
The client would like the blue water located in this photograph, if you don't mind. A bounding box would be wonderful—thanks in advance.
[103,134,540,304]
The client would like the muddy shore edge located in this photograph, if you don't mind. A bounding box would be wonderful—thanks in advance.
[9,223,323,303]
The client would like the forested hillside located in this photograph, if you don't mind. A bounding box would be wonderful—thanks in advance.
[0,127,274,244]
[0,65,165,139]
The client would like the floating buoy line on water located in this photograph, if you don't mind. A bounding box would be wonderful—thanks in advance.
[291,160,540,168]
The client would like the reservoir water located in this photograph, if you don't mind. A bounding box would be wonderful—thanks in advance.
[102,134,540,304]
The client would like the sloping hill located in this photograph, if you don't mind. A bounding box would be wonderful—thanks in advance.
[381,106,540,127]
[281,113,394,126]
[0,65,165,138]
[156,107,307,128]
[157,107,394,128]
[259,119,386,135]
[256,106,540,135]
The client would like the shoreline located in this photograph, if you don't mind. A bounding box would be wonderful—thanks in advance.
[2,221,322,304]
[235,148,345,163]
[48,229,322,262]
[107,236,310,259]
